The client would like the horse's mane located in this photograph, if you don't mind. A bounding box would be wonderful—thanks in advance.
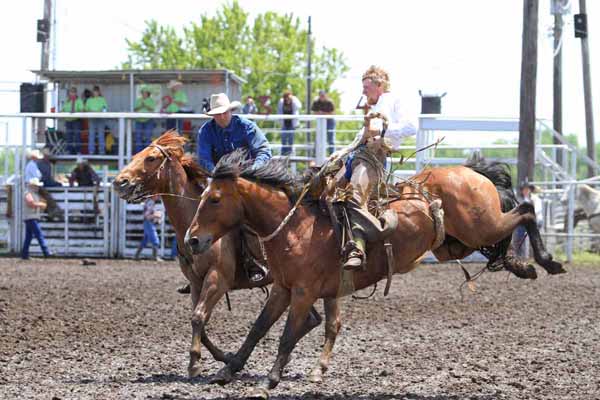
[212,149,304,201]
[153,130,210,184]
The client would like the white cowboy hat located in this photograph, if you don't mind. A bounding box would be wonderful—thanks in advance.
[27,177,44,187]
[27,149,43,160]
[76,156,88,164]
[206,93,241,115]
[167,80,183,89]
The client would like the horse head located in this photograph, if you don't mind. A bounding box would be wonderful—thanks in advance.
[113,130,195,203]
[185,150,249,254]
[185,149,299,255]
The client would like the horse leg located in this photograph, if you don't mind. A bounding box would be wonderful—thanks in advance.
[309,297,341,383]
[210,283,291,386]
[260,287,319,393]
[515,202,566,275]
[188,268,231,378]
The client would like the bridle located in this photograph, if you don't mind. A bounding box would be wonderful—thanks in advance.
[148,143,172,180]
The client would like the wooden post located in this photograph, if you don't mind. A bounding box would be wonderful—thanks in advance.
[552,0,564,167]
[577,0,596,177]
[518,0,539,187]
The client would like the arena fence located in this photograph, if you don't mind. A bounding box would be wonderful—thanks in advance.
[0,112,594,261]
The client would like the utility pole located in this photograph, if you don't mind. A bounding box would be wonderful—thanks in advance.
[552,0,565,167]
[306,16,313,142]
[517,0,539,188]
[575,0,596,177]
[40,0,52,71]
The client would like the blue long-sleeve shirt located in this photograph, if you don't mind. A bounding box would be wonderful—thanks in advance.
[196,115,272,172]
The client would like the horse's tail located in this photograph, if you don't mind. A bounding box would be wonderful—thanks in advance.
[464,154,517,266]
[464,155,517,212]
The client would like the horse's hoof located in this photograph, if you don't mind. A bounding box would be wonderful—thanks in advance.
[188,364,203,379]
[267,375,280,390]
[506,263,537,280]
[210,366,234,386]
[222,352,235,365]
[308,368,323,383]
[544,260,567,275]
[246,387,269,400]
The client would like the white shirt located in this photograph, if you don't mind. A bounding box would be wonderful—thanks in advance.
[368,92,417,151]
[25,160,42,182]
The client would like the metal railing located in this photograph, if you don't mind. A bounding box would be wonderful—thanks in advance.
[1,113,594,260]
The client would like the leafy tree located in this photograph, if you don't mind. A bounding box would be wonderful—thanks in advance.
[123,1,349,112]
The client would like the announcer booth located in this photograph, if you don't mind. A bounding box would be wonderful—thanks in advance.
[8,69,244,258]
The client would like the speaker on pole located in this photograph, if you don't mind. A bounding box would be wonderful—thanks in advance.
[20,83,45,113]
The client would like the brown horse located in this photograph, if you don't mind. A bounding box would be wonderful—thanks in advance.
[113,131,337,379]
[185,150,564,396]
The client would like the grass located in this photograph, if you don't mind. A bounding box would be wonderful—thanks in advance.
[554,250,600,265]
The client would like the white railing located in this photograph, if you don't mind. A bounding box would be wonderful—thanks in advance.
[0,113,590,260]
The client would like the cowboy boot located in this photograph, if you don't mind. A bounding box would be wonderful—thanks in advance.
[343,231,366,271]
[134,245,143,260]
[152,247,164,262]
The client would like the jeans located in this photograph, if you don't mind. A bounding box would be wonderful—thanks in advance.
[141,220,160,248]
[21,219,49,258]
[88,119,106,155]
[166,118,182,133]
[134,120,156,153]
[171,237,178,258]
[326,118,337,155]
[281,127,295,156]
[65,120,81,154]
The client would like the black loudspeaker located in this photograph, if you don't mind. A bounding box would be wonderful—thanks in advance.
[20,83,45,113]
[419,91,447,114]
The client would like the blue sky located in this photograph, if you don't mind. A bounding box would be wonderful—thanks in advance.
[1,0,599,146]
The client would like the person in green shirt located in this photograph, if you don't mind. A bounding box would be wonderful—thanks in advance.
[85,85,109,155]
[134,86,156,153]
[165,80,188,133]
[63,87,84,154]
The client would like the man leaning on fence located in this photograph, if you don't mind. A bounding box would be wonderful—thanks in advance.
[25,149,63,221]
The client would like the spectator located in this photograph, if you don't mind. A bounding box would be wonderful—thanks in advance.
[63,87,84,154]
[277,90,301,156]
[69,157,100,187]
[21,178,52,259]
[37,147,62,187]
[242,96,257,114]
[201,97,211,114]
[164,80,188,133]
[311,90,337,154]
[134,85,156,153]
[26,149,62,220]
[85,85,108,155]
[134,196,163,261]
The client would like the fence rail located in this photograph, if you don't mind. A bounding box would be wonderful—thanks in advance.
[1,113,598,261]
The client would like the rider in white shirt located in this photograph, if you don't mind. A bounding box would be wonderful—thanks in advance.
[333,66,416,270]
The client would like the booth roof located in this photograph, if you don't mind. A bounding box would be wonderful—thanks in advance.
[32,69,246,85]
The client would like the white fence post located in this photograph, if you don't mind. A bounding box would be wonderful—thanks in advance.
[315,118,327,165]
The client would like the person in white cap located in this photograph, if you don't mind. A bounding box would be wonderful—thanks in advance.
[25,148,62,221]
[21,178,52,259]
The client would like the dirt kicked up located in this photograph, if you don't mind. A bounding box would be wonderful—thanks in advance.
[0,257,598,400]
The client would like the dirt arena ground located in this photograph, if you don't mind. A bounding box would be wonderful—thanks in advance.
[0,257,598,400]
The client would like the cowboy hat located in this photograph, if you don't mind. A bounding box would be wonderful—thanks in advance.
[27,177,44,187]
[167,80,183,89]
[206,93,241,115]
[76,156,88,164]
[27,149,43,160]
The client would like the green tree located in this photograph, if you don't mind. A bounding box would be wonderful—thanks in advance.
[123,1,349,111]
